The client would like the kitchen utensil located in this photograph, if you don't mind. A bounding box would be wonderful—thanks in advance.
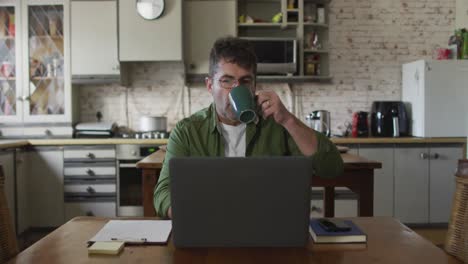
[370,101,409,137]
[308,110,330,137]
[139,116,167,132]
[352,111,369,137]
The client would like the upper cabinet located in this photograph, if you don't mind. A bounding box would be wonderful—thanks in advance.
[71,0,119,80]
[118,0,182,61]
[0,0,73,138]
[0,2,22,123]
[184,0,236,74]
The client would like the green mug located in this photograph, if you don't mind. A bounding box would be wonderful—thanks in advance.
[228,85,257,124]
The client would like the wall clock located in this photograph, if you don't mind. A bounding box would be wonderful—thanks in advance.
[136,0,165,20]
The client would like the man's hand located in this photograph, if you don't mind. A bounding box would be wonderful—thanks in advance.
[255,90,293,126]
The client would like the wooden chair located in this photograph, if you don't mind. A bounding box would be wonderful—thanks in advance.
[0,165,18,263]
[445,160,468,263]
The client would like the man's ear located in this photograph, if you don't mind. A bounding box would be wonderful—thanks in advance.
[206,77,213,94]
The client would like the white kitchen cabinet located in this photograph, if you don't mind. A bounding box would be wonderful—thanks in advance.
[16,149,30,234]
[394,145,430,224]
[358,144,394,217]
[118,0,182,61]
[429,145,463,223]
[184,0,236,74]
[27,147,64,227]
[71,0,119,77]
[0,149,15,232]
[0,0,74,137]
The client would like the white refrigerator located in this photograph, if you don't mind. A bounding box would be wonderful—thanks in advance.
[402,60,468,137]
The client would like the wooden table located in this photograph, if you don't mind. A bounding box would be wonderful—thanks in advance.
[7,217,461,264]
[137,151,382,217]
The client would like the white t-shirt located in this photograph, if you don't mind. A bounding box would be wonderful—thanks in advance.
[219,123,246,157]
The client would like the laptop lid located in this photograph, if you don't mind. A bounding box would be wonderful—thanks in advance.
[170,157,312,247]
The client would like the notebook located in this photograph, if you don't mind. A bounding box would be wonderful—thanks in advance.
[309,219,367,243]
[88,241,125,255]
[170,157,313,247]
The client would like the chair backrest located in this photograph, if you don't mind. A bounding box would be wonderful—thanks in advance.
[445,160,468,263]
[0,165,18,263]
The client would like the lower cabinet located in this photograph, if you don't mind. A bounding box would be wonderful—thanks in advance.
[394,144,462,224]
[0,149,15,232]
[428,145,462,223]
[358,145,394,217]
[65,201,116,221]
[28,147,65,228]
[63,145,117,221]
[16,147,65,234]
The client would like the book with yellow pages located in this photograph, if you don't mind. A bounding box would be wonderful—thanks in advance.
[309,218,367,244]
[88,241,125,255]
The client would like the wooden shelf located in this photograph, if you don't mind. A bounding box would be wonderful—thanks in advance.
[31,76,64,81]
[287,9,299,12]
[0,77,16,81]
[238,22,298,27]
[186,74,332,84]
[303,22,329,28]
[304,49,329,53]
[0,36,15,40]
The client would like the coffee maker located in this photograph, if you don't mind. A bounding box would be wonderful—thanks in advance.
[305,110,331,137]
[370,101,409,137]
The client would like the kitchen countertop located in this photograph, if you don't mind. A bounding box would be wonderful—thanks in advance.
[0,137,466,150]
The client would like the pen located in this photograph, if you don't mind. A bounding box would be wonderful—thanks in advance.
[110,238,148,242]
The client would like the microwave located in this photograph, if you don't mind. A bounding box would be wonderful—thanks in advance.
[241,37,297,75]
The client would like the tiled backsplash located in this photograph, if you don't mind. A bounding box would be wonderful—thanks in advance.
[78,0,455,135]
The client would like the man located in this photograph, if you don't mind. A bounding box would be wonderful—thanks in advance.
[154,37,343,218]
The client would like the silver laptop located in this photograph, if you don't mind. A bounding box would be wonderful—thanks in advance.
[169,157,312,248]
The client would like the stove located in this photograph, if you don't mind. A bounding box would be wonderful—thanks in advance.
[117,131,169,139]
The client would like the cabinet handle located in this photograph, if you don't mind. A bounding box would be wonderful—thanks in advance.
[420,153,429,159]
[86,169,95,176]
[87,153,95,159]
[44,129,52,136]
[86,186,95,194]
[86,211,94,217]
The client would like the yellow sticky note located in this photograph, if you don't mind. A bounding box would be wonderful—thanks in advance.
[88,241,124,255]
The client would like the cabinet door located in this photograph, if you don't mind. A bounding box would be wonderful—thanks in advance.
[28,147,64,227]
[429,144,463,223]
[0,149,15,232]
[71,1,119,76]
[23,1,71,123]
[16,149,30,234]
[358,144,394,217]
[119,0,182,61]
[0,2,23,124]
[394,145,429,224]
[184,0,236,74]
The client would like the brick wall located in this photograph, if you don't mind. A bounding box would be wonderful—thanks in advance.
[78,0,455,134]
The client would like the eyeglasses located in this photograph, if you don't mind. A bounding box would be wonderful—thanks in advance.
[215,77,255,90]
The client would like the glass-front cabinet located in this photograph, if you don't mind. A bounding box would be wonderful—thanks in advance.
[0,0,72,137]
[0,1,21,123]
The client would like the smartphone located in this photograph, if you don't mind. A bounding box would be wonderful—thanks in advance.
[317,218,351,232]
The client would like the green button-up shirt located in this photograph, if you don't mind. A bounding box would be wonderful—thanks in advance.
[154,104,344,218]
